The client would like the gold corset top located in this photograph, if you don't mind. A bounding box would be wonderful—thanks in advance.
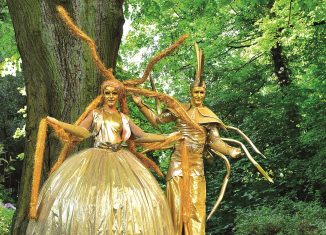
[167,107,208,179]
[176,106,207,149]
[92,109,123,146]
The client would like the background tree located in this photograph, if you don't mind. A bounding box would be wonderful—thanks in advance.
[6,0,124,234]
[0,1,25,233]
[121,0,326,233]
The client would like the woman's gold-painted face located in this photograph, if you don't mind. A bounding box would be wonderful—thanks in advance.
[104,86,119,107]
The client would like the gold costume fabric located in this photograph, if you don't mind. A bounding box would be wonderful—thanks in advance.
[27,111,174,235]
[164,105,223,235]
[166,137,207,235]
[167,176,206,235]
[137,93,237,235]
[165,105,209,235]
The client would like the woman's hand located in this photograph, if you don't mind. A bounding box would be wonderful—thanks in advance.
[46,116,60,125]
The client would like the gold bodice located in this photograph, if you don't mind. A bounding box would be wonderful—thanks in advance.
[176,106,207,147]
[167,106,208,179]
[92,109,123,147]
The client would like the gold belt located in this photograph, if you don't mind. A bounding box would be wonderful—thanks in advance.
[96,142,122,152]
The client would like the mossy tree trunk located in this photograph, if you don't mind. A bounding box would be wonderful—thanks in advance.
[7,0,124,234]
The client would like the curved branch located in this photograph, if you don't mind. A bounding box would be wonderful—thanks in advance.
[126,86,204,133]
[141,132,182,153]
[123,34,188,86]
[226,126,266,159]
[56,6,115,80]
[222,138,273,183]
[30,119,48,219]
[206,150,231,221]
[226,53,264,72]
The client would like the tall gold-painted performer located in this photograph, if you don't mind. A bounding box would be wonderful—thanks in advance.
[133,44,273,234]
[26,6,205,235]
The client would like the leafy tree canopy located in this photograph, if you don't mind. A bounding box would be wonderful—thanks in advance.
[119,0,325,233]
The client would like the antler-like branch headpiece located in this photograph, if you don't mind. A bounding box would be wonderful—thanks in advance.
[192,43,206,88]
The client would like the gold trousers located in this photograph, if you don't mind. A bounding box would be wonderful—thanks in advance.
[166,175,206,235]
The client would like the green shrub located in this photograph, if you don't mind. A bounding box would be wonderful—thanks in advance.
[0,184,14,203]
[0,205,14,235]
[235,198,326,235]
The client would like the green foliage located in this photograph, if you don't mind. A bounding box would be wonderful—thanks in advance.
[0,74,25,146]
[0,3,25,191]
[0,204,14,235]
[0,73,25,202]
[0,184,14,235]
[0,0,19,74]
[0,184,13,204]
[234,198,326,235]
[121,0,326,233]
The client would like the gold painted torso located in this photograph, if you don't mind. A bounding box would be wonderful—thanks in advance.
[167,106,207,179]
[93,109,123,146]
[177,106,207,146]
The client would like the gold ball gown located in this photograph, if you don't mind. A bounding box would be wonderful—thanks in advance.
[27,110,174,234]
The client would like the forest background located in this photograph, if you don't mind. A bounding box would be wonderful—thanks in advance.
[0,0,325,234]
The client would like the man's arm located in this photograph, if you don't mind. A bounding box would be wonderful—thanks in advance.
[206,124,242,158]
[133,95,176,128]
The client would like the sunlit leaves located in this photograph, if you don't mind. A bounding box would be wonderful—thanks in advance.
[120,0,325,233]
[0,1,19,74]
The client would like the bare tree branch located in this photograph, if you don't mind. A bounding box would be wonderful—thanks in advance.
[312,20,326,26]
[227,42,257,49]
[225,53,264,72]
[287,0,293,27]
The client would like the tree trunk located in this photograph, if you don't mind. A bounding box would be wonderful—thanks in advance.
[270,37,301,156]
[7,1,124,234]
[271,41,291,86]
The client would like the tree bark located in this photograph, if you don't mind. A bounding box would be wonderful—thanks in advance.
[271,41,291,86]
[7,1,124,234]
[270,37,301,156]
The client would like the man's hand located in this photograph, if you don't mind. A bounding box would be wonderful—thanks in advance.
[230,147,243,159]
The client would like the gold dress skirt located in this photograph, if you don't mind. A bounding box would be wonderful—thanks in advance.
[27,148,174,235]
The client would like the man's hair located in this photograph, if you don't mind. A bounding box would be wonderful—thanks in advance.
[190,81,206,91]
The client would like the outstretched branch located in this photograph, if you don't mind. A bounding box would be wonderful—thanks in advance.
[227,42,256,49]
[226,53,264,72]
[56,5,115,81]
[126,86,204,133]
[206,150,231,221]
[222,138,273,183]
[123,34,188,86]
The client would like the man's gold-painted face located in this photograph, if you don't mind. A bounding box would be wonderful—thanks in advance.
[104,86,119,107]
[191,86,206,107]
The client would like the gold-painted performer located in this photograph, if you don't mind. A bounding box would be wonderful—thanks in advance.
[27,80,175,234]
[27,6,205,235]
[133,44,273,234]
[133,84,240,235]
